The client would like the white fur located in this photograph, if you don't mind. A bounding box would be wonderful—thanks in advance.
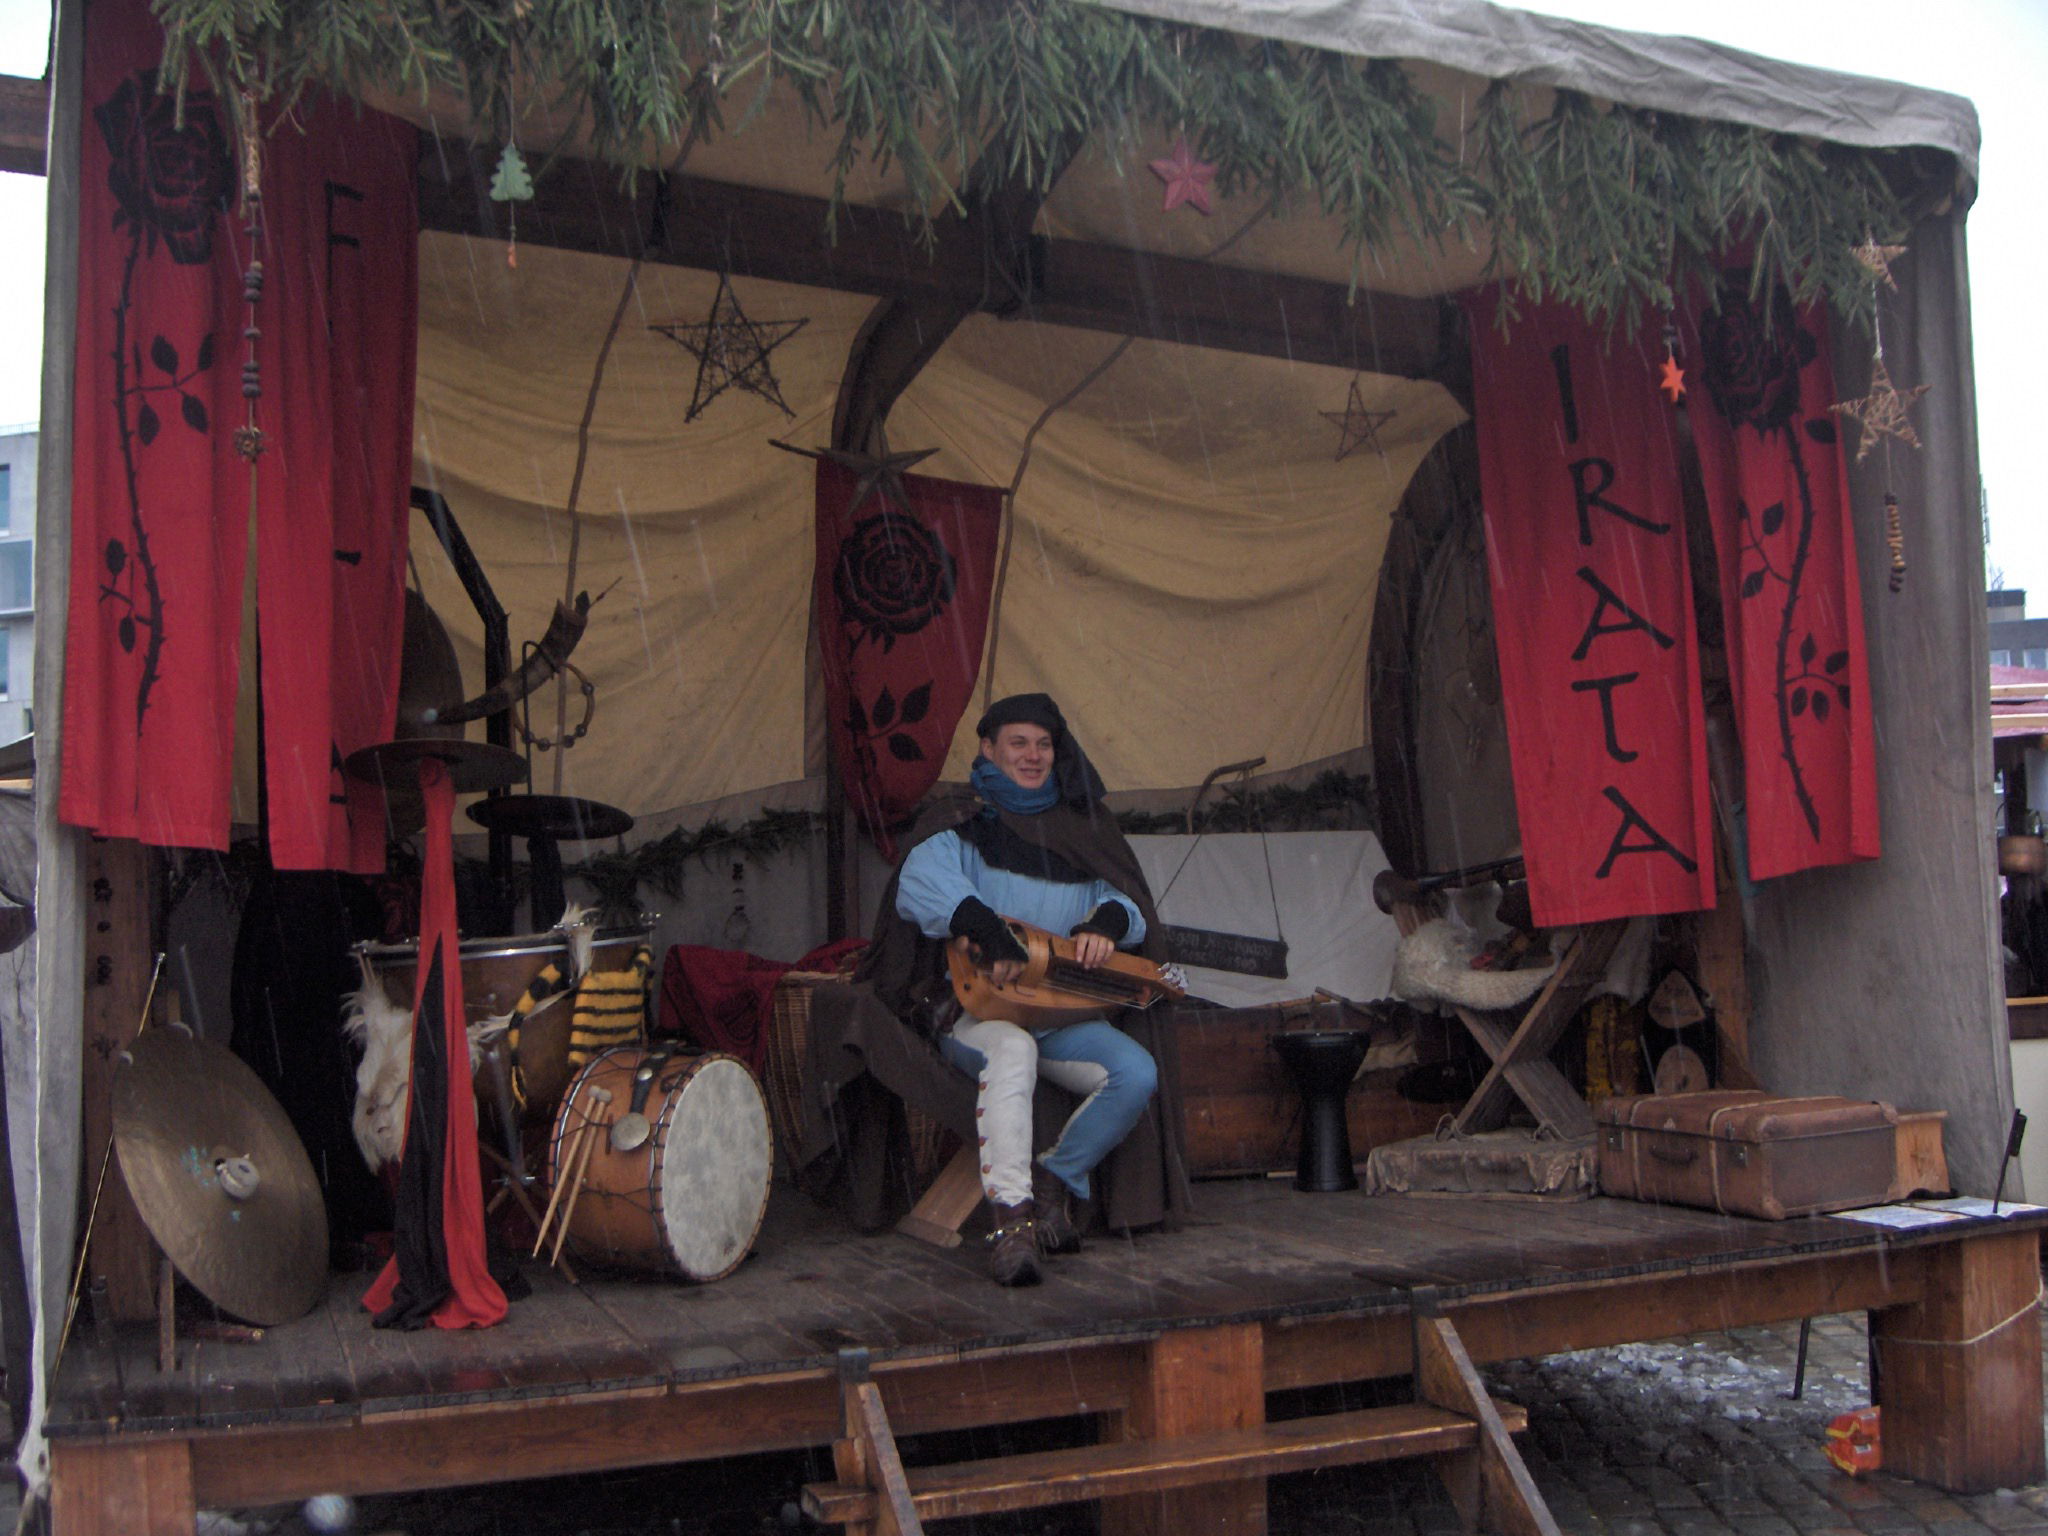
[340,968,411,1171]
[1391,917,1558,1012]
[557,902,596,983]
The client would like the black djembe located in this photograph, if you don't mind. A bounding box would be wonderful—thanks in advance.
[1270,1029,1373,1192]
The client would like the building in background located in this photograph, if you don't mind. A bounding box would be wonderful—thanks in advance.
[0,427,31,743]
[1990,588,2048,671]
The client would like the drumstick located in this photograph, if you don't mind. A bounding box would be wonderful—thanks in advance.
[551,1088,612,1268]
[532,1090,598,1257]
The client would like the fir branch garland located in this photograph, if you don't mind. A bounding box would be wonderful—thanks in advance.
[150,0,1922,329]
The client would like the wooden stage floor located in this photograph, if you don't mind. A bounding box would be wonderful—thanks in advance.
[45,1180,2048,1530]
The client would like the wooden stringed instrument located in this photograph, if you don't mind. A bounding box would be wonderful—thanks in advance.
[947,918,1187,1030]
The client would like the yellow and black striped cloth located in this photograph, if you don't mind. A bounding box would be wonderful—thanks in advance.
[507,945,652,1107]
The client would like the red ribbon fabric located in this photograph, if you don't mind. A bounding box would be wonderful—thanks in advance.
[813,459,1003,857]
[1681,274,1880,879]
[1466,296,1718,926]
[363,757,507,1330]
[61,0,413,870]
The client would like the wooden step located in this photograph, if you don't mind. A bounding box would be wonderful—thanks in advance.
[803,1398,1530,1526]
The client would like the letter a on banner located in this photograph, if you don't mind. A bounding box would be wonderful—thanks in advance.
[1463,294,1717,926]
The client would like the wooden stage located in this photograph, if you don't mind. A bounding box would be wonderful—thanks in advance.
[46,1180,2048,1534]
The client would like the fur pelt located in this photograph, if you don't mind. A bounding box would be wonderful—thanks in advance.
[1391,917,1558,1012]
[340,965,412,1171]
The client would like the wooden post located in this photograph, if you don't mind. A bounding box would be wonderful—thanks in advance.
[1100,1321,1266,1536]
[1871,1228,2046,1492]
[50,1440,195,1536]
[80,836,157,1321]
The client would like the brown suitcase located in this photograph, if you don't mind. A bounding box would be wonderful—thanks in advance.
[1596,1090,1899,1219]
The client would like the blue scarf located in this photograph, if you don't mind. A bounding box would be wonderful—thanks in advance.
[971,755,1059,817]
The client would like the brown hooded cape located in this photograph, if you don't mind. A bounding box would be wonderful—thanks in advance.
[799,791,1193,1233]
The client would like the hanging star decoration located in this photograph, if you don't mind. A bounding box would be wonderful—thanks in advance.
[1850,235,1909,292]
[1828,355,1931,462]
[768,439,939,516]
[1148,136,1217,216]
[652,270,810,422]
[1320,377,1398,462]
[1658,351,1686,403]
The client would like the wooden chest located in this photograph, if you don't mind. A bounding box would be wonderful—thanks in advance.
[1596,1090,1899,1220]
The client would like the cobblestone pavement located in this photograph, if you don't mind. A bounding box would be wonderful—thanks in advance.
[202,1307,2048,1536]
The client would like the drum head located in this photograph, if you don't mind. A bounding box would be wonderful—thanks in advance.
[659,1056,772,1281]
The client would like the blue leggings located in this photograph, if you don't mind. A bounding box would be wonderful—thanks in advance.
[940,1017,1158,1204]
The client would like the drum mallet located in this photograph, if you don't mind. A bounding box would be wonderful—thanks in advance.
[533,1088,601,1257]
[552,1087,612,1268]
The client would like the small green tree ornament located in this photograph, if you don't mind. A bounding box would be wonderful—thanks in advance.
[489,143,533,202]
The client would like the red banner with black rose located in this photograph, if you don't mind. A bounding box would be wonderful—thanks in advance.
[61,0,414,869]
[813,460,1003,858]
[1681,272,1880,880]
[1465,294,1718,927]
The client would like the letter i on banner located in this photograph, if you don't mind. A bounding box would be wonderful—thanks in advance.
[1463,294,1717,926]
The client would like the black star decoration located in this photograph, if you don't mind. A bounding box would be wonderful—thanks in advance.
[652,270,809,422]
[769,439,939,515]
[1320,376,1398,462]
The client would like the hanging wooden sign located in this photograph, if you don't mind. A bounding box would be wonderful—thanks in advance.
[1162,925,1290,980]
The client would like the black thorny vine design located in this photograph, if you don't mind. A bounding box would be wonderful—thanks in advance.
[94,72,231,733]
[1698,271,1852,843]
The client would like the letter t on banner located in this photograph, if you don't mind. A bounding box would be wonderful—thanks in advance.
[1463,294,1717,926]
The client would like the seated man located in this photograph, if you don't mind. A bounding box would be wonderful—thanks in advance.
[891,693,1161,1286]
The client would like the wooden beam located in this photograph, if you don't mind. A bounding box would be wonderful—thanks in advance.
[1101,1321,1266,1536]
[416,155,1454,380]
[81,837,159,1322]
[0,73,48,178]
[50,1439,194,1536]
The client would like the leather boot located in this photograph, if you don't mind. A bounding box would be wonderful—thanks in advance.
[986,1200,1042,1287]
[1032,1163,1082,1256]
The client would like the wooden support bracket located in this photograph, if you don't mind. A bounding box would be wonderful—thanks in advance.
[831,1348,924,1536]
[895,1145,981,1250]
[1411,1292,1559,1536]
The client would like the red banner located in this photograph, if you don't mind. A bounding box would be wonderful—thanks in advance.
[61,0,413,870]
[1682,273,1880,879]
[814,460,1003,857]
[1466,296,1717,926]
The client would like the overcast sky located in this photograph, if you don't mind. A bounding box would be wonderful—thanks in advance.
[1,0,2041,592]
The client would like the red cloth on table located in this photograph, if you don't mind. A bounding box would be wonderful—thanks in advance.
[1464,293,1717,926]
[814,460,1003,858]
[61,0,413,869]
[363,758,506,1330]
[658,938,868,1073]
[1680,271,1880,880]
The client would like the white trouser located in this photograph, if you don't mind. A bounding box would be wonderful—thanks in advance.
[947,1015,1110,1207]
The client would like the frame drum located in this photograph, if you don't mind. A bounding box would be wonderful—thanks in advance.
[547,1047,772,1281]
[355,925,652,1119]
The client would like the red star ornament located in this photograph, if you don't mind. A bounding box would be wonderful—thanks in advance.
[1148,137,1216,216]
[1659,354,1686,403]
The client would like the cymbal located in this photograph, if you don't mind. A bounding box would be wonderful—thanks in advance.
[344,737,526,796]
[112,1029,328,1325]
[466,793,633,842]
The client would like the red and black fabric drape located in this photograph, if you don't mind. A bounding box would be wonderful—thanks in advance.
[813,460,1004,858]
[61,0,414,872]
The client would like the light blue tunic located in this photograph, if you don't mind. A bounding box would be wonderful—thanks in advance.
[895,828,1147,945]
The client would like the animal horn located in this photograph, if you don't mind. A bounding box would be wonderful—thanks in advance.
[422,591,595,727]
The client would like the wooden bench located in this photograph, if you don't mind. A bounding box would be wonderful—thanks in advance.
[804,1306,1559,1535]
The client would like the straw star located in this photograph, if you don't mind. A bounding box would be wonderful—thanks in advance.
[652,270,809,422]
[1148,136,1216,216]
[769,439,939,515]
[1320,377,1398,462]
[1850,235,1909,291]
[1828,356,1931,462]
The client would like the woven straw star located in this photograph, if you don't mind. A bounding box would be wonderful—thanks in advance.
[1320,377,1397,462]
[1850,236,1908,292]
[1828,356,1930,461]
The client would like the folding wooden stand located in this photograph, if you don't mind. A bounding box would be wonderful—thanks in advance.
[1392,903,1625,1140]
[894,1146,981,1250]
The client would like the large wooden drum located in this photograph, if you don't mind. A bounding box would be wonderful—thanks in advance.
[356,925,652,1121]
[546,1046,772,1282]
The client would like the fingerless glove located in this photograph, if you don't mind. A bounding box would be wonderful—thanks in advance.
[1071,901,1130,943]
[949,896,1029,966]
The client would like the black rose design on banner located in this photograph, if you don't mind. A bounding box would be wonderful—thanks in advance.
[1700,270,1846,843]
[833,510,958,654]
[91,72,230,732]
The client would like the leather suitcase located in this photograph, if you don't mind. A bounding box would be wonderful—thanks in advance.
[1596,1090,1898,1219]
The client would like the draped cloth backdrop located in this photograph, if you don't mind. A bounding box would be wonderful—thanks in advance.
[813,460,1003,858]
[1465,295,1718,927]
[1682,272,1880,880]
[61,0,415,871]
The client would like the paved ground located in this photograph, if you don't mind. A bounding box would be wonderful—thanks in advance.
[170,1305,2048,1536]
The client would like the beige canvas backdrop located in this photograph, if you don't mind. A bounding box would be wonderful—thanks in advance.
[409,232,1463,819]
